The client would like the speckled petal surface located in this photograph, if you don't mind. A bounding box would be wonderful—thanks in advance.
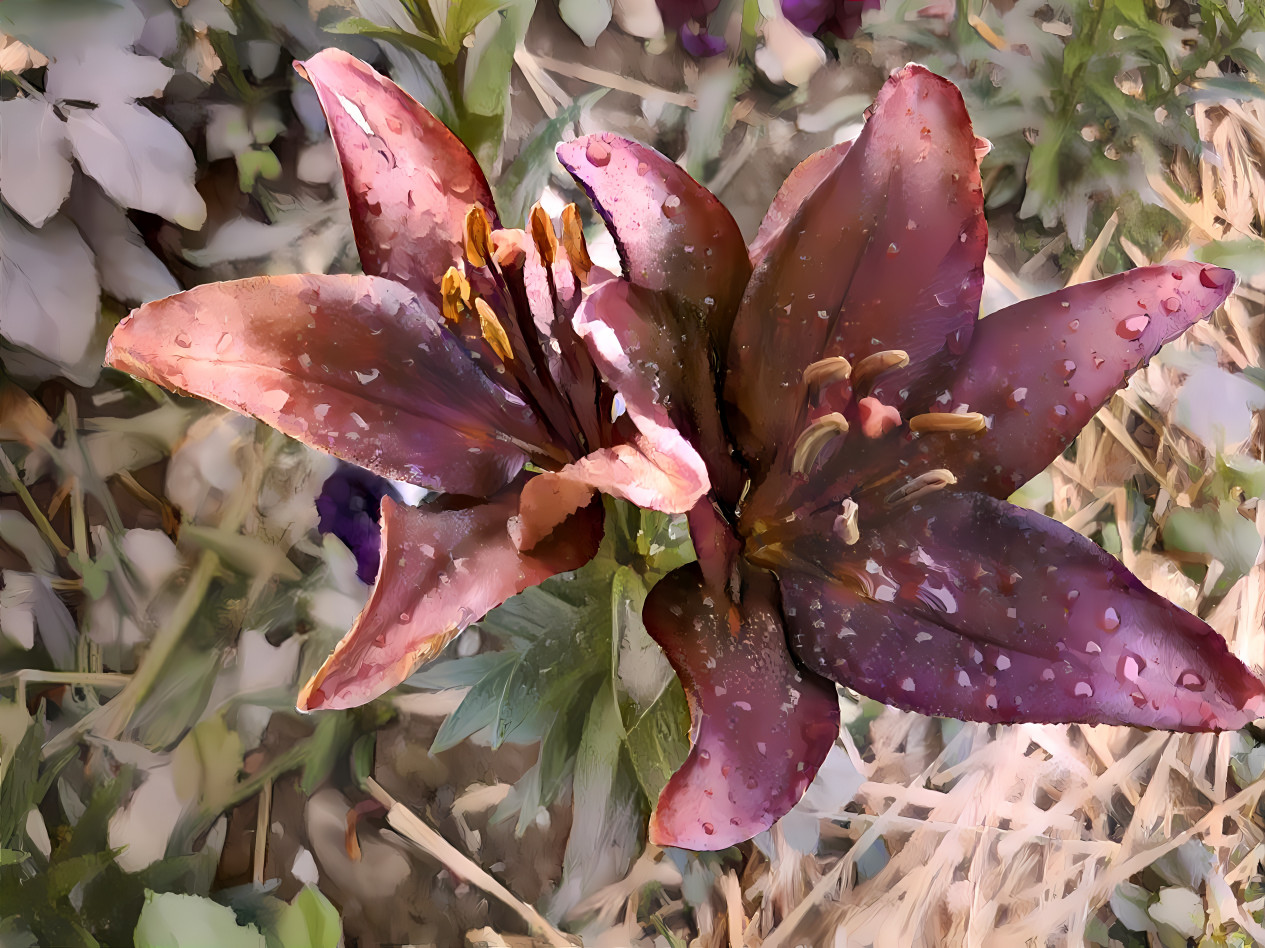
[725,64,986,475]
[747,141,851,271]
[105,274,548,496]
[782,491,1265,731]
[557,133,750,351]
[299,490,603,711]
[297,49,498,302]
[899,262,1237,498]
[642,563,840,849]
[575,279,740,504]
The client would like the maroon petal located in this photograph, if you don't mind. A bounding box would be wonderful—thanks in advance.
[105,274,550,496]
[556,134,750,351]
[781,490,1265,731]
[299,488,603,711]
[725,65,986,473]
[902,262,1236,498]
[748,141,850,271]
[296,49,498,301]
[642,563,840,849]
[574,279,741,503]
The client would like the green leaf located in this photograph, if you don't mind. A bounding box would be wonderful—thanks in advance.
[445,0,511,49]
[298,712,357,795]
[0,849,29,866]
[134,892,265,948]
[269,887,341,948]
[350,733,375,790]
[624,679,689,804]
[493,89,607,227]
[324,17,453,64]
[430,652,517,753]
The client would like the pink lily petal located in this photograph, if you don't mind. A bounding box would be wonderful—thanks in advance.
[781,491,1265,731]
[299,489,603,711]
[726,64,986,472]
[297,49,498,301]
[556,134,751,351]
[575,279,741,503]
[105,274,549,496]
[642,563,840,849]
[901,262,1237,498]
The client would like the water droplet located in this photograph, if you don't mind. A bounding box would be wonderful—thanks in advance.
[957,670,970,687]
[703,296,715,307]
[900,677,916,692]
[216,333,233,354]
[1074,681,1094,697]
[906,219,917,230]
[636,161,649,175]
[1067,319,1080,331]
[1007,387,1027,406]
[1171,270,1184,280]
[1041,668,1056,681]
[1092,356,1106,369]
[175,332,192,348]
[1162,297,1181,313]
[1115,315,1149,340]
[746,777,759,789]
[985,694,998,710]
[1058,359,1076,380]
[1117,652,1143,683]
[1178,670,1205,691]
[887,242,900,256]
[662,194,682,218]
[995,655,1011,671]
[1199,267,1229,288]
[698,748,710,761]
[1053,405,1068,418]
[585,138,611,166]
[1100,607,1120,632]
[702,822,715,836]
[1066,589,1080,602]
[1084,641,1101,654]
[386,116,403,134]
[399,612,411,623]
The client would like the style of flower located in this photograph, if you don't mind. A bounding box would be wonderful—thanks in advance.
[105,48,718,712]
[104,52,1264,855]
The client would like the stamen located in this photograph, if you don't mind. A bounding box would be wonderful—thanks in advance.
[475,299,513,362]
[791,412,850,475]
[908,411,987,434]
[464,204,492,268]
[833,498,860,545]
[529,203,558,267]
[560,203,593,281]
[803,356,853,390]
[850,349,909,395]
[440,266,472,323]
[886,468,957,506]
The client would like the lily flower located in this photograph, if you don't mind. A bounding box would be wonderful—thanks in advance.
[104,49,715,711]
[557,66,1265,849]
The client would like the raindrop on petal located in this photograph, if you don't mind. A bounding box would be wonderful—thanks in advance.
[1178,670,1206,691]
[585,138,612,166]
[1074,681,1094,697]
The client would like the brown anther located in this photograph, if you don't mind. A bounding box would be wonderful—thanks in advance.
[560,203,594,281]
[908,411,988,434]
[886,468,957,506]
[850,349,910,396]
[803,357,853,390]
[475,298,513,362]
[440,266,472,323]
[529,203,558,267]
[791,412,850,476]
[464,203,492,268]
[833,498,860,545]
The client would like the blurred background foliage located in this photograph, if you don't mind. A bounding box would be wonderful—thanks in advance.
[1,0,1264,945]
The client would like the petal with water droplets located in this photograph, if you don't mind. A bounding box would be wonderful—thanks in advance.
[725,64,986,475]
[105,274,549,496]
[782,490,1265,731]
[642,563,840,849]
[297,49,498,301]
[557,133,750,351]
[901,262,1237,498]
[299,489,603,711]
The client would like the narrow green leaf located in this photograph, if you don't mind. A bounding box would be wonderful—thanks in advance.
[324,17,454,64]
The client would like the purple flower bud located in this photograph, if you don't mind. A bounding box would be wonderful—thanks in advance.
[316,463,400,584]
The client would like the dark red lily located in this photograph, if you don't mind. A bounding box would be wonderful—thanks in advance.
[103,52,1263,855]
[558,66,1264,850]
[103,49,713,711]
